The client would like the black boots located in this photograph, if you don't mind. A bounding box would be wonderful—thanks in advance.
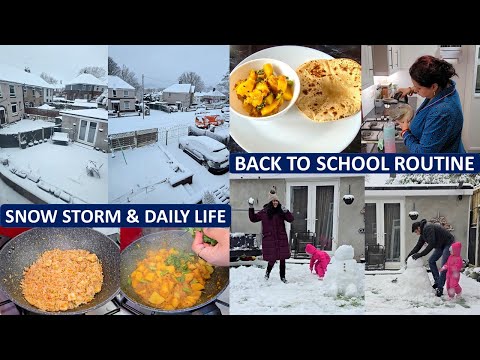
[432,283,438,289]
[281,277,288,284]
[435,288,443,297]
[265,263,274,281]
[280,260,287,284]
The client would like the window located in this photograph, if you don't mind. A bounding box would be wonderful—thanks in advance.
[124,101,130,110]
[96,86,99,91]
[32,89,35,96]
[82,84,86,90]
[124,90,129,97]
[0,86,2,97]
[9,85,15,97]
[11,103,17,113]
[113,90,117,97]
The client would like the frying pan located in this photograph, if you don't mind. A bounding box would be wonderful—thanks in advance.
[121,230,228,314]
[0,228,120,315]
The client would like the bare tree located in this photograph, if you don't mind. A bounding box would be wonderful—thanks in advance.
[108,57,120,76]
[215,71,229,95]
[40,72,58,85]
[118,65,140,89]
[178,71,205,92]
[78,66,107,81]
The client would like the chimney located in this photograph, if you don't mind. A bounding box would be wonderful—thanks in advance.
[213,87,215,92]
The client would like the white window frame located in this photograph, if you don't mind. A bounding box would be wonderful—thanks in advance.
[124,101,130,110]
[11,103,18,114]
[9,85,15,97]
[124,90,129,97]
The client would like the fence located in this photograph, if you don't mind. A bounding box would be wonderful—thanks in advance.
[25,107,60,119]
[158,125,189,146]
[472,186,480,227]
[109,128,158,151]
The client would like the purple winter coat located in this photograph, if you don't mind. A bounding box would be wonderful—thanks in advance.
[249,206,294,261]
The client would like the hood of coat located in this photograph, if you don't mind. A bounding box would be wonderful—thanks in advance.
[451,242,462,256]
[305,244,316,255]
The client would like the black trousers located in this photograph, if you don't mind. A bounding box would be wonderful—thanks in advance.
[266,259,286,278]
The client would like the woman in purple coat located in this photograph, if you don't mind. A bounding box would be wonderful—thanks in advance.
[249,188,294,283]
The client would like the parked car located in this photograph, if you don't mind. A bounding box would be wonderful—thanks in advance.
[135,103,150,115]
[178,136,229,173]
[195,109,224,129]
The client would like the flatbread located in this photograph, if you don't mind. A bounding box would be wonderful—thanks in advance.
[295,58,361,122]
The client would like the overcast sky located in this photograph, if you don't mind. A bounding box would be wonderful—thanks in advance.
[109,45,229,89]
[0,45,107,83]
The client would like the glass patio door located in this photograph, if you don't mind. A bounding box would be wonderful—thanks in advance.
[77,120,97,145]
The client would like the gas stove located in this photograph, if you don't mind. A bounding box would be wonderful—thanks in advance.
[0,235,229,315]
[361,116,405,153]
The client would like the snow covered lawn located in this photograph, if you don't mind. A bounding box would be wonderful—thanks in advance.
[0,142,107,204]
[230,262,365,315]
[109,110,195,134]
[366,269,480,315]
[109,142,228,203]
[0,181,33,204]
[0,120,56,134]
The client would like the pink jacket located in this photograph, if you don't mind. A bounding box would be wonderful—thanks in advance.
[305,244,330,278]
[441,242,463,297]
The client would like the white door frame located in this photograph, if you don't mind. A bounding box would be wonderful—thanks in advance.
[77,119,98,146]
[286,180,340,252]
[367,197,405,269]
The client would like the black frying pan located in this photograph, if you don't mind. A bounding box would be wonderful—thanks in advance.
[0,228,120,315]
[121,230,228,314]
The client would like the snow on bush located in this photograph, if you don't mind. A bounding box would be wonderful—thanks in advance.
[385,173,480,187]
[324,245,364,298]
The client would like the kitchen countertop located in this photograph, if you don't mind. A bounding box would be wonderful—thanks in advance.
[229,45,361,154]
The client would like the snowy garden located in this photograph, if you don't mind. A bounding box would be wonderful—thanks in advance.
[366,257,480,314]
[230,246,365,315]
[0,141,107,204]
[108,110,229,204]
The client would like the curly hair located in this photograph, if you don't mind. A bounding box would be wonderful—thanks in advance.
[409,55,457,88]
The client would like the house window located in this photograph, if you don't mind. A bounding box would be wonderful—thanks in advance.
[82,84,86,90]
[0,87,2,97]
[113,90,117,97]
[96,86,99,91]
[124,90,129,97]
[32,89,35,96]
[9,85,15,97]
[11,103,17,113]
[124,101,130,110]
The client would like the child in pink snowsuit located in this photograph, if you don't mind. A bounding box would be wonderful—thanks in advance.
[440,242,463,299]
[305,244,330,279]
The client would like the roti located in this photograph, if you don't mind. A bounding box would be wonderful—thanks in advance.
[295,58,361,122]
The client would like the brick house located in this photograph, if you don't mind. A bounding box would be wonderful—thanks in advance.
[64,73,107,101]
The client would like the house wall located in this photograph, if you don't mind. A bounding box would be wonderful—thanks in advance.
[404,195,471,262]
[65,84,106,100]
[61,114,108,151]
[338,176,365,260]
[162,92,192,107]
[108,98,136,112]
[0,82,24,124]
[24,86,43,107]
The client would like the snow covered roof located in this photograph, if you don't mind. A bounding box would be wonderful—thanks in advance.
[65,73,106,86]
[163,83,195,94]
[0,63,56,89]
[60,108,108,121]
[203,90,225,97]
[36,104,55,110]
[108,75,135,90]
[72,100,98,108]
[194,92,205,97]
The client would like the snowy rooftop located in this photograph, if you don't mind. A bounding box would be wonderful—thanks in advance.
[72,100,98,109]
[108,75,135,90]
[60,108,108,120]
[65,73,106,86]
[36,104,55,110]
[0,63,55,89]
[203,90,225,97]
[162,83,195,94]
[0,120,56,135]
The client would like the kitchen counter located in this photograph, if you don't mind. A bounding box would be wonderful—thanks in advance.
[229,45,362,154]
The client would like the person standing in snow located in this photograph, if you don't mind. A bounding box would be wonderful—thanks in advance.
[406,219,455,297]
[248,188,294,283]
[439,242,463,300]
[305,244,330,280]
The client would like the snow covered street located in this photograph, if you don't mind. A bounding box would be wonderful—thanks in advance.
[230,262,365,315]
[366,263,480,314]
[109,110,229,204]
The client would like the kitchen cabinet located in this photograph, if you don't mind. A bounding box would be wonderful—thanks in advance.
[400,45,439,68]
[361,45,374,89]
[372,45,401,76]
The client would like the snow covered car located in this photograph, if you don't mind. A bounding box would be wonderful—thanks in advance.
[178,136,229,173]
[195,109,224,129]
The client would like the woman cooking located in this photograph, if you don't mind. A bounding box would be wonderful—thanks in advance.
[397,55,465,153]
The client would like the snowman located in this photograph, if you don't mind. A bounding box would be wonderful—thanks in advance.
[324,245,364,298]
[393,257,432,297]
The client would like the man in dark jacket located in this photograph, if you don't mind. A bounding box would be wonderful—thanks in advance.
[406,219,455,297]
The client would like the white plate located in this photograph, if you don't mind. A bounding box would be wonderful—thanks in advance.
[230,45,361,153]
